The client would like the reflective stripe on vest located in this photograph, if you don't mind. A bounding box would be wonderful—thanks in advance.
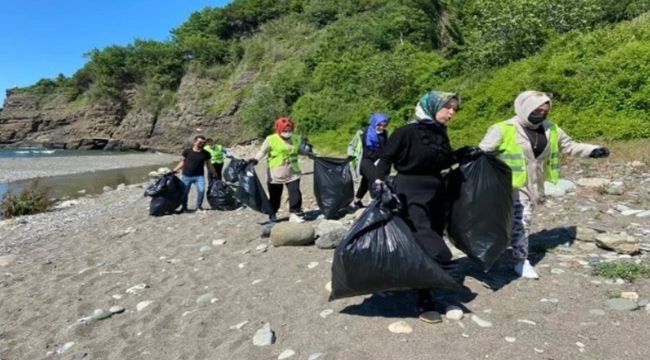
[267,134,301,172]
[204,144,224,164]
[496,121,560,188]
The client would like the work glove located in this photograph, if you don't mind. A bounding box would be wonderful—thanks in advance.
[589,147,610,158]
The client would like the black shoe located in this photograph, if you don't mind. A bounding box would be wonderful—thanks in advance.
[353,200,365,209]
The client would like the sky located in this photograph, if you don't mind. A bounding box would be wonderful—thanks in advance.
[0,0,230,105]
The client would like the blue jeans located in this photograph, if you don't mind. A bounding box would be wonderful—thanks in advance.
[182,175,206,210]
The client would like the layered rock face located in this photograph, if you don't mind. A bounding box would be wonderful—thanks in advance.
[0,72,254,152]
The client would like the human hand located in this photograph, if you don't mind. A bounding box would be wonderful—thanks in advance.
[589,147,609,158]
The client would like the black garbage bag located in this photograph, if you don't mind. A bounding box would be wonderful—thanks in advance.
[234,162,272,214]
[446,153,513,271]
[207,179,239,211]
[313,156,354,219]
[330,187,461,300]
[223,158,247,183]
[144,173,184,216]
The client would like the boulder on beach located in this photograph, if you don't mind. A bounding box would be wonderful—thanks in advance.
[271,222,315,247]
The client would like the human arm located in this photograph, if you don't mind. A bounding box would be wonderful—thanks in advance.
[478,125,503,152]
[172,150,187,173]
[347,130,362,158]
[375,128,406,181]
[558,127,602,158]
[249,139,270,164]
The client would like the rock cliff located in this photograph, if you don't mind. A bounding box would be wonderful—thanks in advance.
[0,72,255,152]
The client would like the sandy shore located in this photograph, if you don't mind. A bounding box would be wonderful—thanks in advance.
[0,152,179,183]
[0,157,649,359]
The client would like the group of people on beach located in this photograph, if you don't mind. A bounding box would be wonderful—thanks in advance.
[172,89,610,322]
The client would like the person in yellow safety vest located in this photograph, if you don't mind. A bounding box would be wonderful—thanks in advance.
[479,90,609,279]
[250,117,306,223]
[203,138,226,180]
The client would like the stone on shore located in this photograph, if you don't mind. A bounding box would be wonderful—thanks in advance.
[271,222,315,246]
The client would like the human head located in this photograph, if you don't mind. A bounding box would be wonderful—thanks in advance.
[369,113,390,133]
[194,135,206,147]
[274,117,294,137]
[205,138,214,146]
[514,90,552,128]
[414,91,460,126]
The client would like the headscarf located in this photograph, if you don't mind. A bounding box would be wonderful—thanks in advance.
[513,90,552,129]
[274,117,294,134]
[365,113,390,150]
[414,91,460,124]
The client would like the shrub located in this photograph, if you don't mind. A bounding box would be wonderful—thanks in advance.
[1,180,54,218]
[592,261,650,282]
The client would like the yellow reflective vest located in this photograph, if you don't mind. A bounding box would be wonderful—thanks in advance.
[497,121,560,188]
[267,134,300,172]
[203,144,224,164]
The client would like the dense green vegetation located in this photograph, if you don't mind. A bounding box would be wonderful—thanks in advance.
[13,0,650,152]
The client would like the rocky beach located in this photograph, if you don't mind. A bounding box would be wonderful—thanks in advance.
[1,149,650,360]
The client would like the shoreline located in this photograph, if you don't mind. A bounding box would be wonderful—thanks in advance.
[0,152,179,183]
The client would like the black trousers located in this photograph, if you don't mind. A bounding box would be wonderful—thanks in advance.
[211,163,224,180]
[394,173,456,300]
[355,158,379,199]
[268,179,303,214]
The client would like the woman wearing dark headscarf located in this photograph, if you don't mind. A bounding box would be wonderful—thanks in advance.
[347,113,390,208]
[375,91,461,322]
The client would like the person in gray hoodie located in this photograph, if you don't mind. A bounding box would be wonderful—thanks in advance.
[479,91,609,279]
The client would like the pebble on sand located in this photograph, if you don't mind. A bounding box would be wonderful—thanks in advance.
[308,261,319,269]
[606,298,638,311]
[320,309,334,319]
[388,320,413,334]
[212,239,227,246]
[229,320,249,330]
[470,315,493,328]
[92,308,113,320]
[325,281,332,292]
[253,323,275,346]
[136,300,154,312]
[517,319,536,325]
[196,293,214,304]
[589,309,606,316]
[505,337,516,343]
[308,353,324,360]
[199,246,212,253]
[109,305,125,314]
[445,306,464,321]
[126,283,149,295]
[620,291,639,301]
[278,349,296,359]
[57,342,75,354]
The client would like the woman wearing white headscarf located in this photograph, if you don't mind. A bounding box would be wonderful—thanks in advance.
[479,91,609,279]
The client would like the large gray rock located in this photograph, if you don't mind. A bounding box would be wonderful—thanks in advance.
[572,226,605,242]
[595,233,640,255]
[271,222,315,247]
[605,181,625,195]
[315,227,347,249]
[544,179,576,197]
[315,220,345,237]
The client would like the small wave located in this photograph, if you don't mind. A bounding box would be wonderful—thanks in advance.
[15,150,30,154]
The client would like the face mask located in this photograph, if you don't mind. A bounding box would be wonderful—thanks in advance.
[528,111,547,125]
[281,131,293,139]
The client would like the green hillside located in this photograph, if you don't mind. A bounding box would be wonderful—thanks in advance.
[15,0,650,153]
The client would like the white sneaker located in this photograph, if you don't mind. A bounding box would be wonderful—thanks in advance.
[289,213,305,223]
[514,260,539,279]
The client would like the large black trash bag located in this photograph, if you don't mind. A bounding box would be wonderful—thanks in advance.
[234,162,272,214]
[330,187,461,300]
[223,158,247,183]
[446,153,513,271]
[207,179,239,211]
[144,173,184,216]
[313,156,354,219]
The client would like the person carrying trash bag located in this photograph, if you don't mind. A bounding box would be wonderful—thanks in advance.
[374,90,464,322]
[479,90,610,279]
[172,135,219,212]
[250,117,307,223]
[330,183,461,301]
[144,172,184,216]
[346,113,390,209]
[233,160,272,214]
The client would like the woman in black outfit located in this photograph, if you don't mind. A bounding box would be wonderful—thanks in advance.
[351,113,390,208]
[375,90,461,322]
